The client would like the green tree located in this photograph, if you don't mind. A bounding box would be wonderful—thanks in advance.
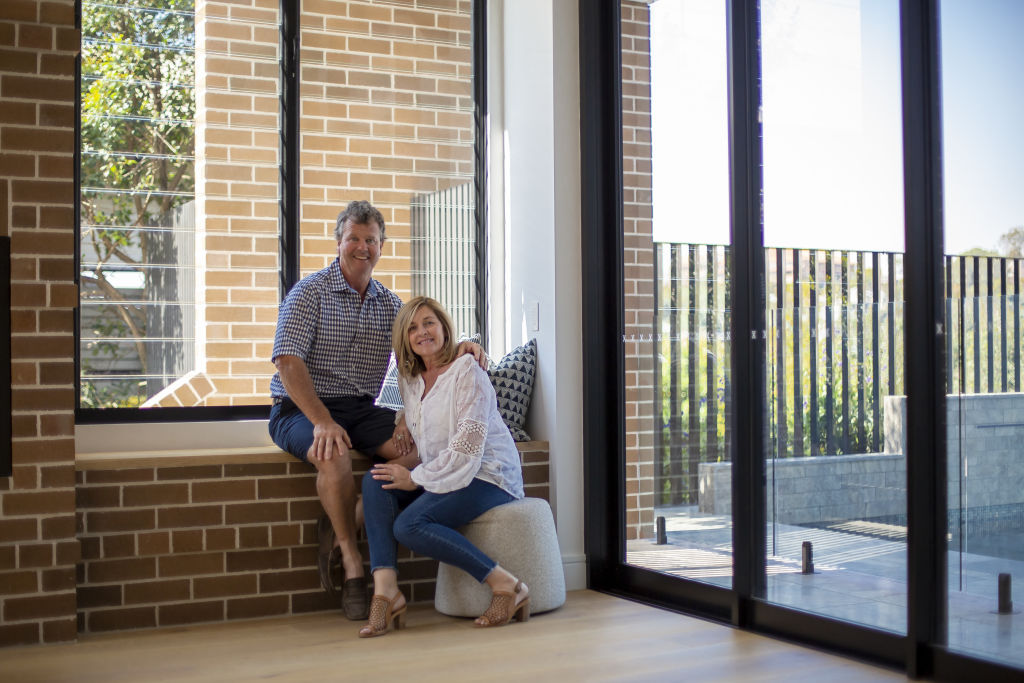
[997,227,1024,258]
[80,0,195,407]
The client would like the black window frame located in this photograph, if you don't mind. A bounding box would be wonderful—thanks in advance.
[579,0,1022,679]
[75,0,488,424]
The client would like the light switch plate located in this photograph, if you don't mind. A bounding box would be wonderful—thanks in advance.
[527,300,539,331]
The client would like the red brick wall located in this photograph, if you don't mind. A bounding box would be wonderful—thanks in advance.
[621,1,655,540]
[75,455,357,631]
[0,0,80,646]
[74,444,549,633]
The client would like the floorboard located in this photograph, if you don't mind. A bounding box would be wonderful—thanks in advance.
[0,590,907,682]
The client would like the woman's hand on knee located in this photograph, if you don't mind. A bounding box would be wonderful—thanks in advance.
[371,463,418,491]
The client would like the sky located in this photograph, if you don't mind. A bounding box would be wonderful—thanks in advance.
[650,0,1024,256]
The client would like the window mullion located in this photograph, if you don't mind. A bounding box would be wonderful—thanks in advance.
[280,0,300,294]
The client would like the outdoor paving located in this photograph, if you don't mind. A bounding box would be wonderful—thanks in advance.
[626,505,1024,669]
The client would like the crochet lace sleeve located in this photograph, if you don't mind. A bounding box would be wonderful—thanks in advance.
[410,363,492,493]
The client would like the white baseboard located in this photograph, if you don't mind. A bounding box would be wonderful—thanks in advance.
[561,552,587,591]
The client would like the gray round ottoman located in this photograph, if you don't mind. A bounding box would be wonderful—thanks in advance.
[434,497,566,617]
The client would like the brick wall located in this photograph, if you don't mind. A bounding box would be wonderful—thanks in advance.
[0,0,80,646]
[74,443,549,634]
[621,1,655,540]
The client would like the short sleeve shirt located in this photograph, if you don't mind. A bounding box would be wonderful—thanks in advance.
[269,260,403,400]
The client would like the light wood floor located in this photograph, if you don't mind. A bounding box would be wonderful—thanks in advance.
[0,590,906,682]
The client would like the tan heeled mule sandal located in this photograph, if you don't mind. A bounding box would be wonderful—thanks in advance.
[475,580,530,627]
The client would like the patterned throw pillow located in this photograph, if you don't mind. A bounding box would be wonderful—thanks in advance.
[375,353,403,411]
[487,339,537,441]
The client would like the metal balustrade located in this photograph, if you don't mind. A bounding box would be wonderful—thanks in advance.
[654,242,1024,506]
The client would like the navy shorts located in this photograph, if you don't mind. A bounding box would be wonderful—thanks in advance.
[268,396,397,462]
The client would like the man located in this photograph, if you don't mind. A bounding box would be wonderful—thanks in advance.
[268,200,480,620]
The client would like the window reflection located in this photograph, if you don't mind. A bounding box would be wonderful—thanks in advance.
[760,0,907,635]
[623,0,734,588]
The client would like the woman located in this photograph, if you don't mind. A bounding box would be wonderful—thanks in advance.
[359,296,528,638]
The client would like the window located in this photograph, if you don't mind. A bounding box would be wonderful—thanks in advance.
[298,0,480,337]
[77,0,485,419]
[79,0,202,409]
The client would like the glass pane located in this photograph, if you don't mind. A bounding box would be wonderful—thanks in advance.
[622,0,734,588]
[79,0,281,408]
[299,0,478,339]
[940,0,1024,667]
[760,0,907,633]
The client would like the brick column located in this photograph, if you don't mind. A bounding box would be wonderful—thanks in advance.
[0,0,80,646]
[621,1,655,540]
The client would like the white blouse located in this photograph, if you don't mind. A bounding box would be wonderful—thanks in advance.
[400,354,525,498]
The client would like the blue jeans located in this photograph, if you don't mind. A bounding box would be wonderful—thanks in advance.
[362,474,515,583]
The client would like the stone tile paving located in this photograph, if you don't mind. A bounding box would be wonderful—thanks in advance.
[626,505,1024,669]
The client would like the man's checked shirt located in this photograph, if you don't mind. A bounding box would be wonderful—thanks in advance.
[270,260,402,400]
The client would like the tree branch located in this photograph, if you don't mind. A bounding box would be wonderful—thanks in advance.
[81,272,148,369]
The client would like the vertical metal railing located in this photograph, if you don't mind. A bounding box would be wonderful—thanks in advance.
[943,254,1024,395]
[653,242,1024,505]
[654,243,732,504]
[410,182,477,339]
[764,247,903,459]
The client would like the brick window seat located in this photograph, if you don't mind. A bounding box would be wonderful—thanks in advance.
[74,442,550,634]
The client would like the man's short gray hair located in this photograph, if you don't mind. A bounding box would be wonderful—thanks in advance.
[335,200,386,241]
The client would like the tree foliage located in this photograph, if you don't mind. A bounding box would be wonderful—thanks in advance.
[997,227,1024,258]
[80,0,195,407]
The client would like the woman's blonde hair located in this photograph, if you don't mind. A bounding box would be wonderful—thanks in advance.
[392,296,459,378]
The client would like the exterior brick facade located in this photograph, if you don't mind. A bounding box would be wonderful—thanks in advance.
[621,1,655,541]
[153,0,476,407]
[298,0,475,311]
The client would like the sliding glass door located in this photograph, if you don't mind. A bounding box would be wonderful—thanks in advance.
[759,0,908,634]
[940,0,1024,668]
[621,0,735,591]
[582,0,1023,677]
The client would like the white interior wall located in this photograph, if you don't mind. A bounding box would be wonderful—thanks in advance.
[484,0,507,354]
[500,0,585,591]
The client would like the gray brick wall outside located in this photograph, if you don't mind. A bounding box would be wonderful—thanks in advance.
[699,394,1024,526]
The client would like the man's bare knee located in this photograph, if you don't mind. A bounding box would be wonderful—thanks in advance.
[314,454,355,490]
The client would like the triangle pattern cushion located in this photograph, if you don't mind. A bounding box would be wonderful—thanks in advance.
[487,338,536,441]
[374,352,403,411]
